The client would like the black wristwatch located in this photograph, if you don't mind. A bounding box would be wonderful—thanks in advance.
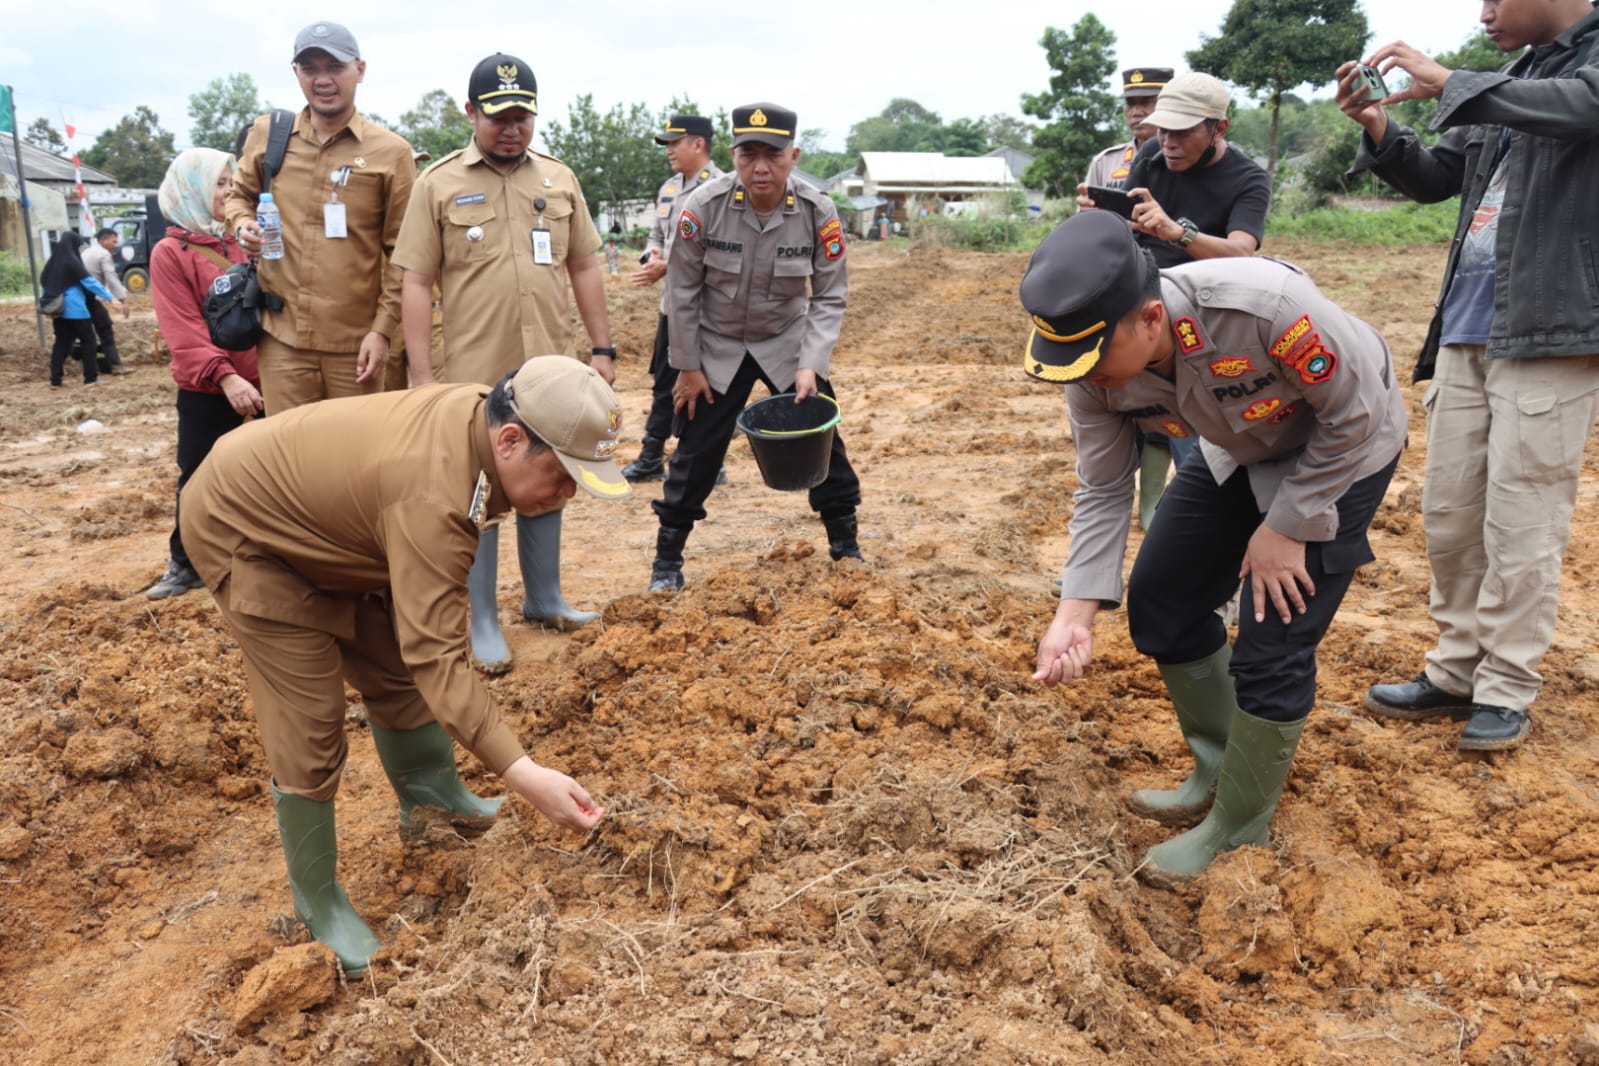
[591,346,617,358]
[1171,218,1199,248]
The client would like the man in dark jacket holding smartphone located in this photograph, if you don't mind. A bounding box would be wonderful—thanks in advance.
[1337,0,1599,752]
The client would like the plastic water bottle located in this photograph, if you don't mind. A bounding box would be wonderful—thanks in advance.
[257,193,284,260]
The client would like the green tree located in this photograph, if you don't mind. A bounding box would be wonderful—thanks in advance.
[1020,16,1122,197]
[188,73,265,151]
[81,106,176,188]
[1187,0,1369,174]
[24,116,66,154]
[397,89,472,162]
[799,129,853,181]
[655,95,733,173]
[846,98,945,155]
[1227,93,1346,164]
[982,113,1037,151]
[541,94,664,222]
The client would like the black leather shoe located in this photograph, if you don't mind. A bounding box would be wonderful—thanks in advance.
[1458,704,1530,751]
[1365,673,1473,721]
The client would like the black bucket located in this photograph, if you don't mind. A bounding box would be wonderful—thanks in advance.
[735,393,842,491]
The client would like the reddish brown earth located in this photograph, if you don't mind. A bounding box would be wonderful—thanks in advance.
[1,240,1597,1066]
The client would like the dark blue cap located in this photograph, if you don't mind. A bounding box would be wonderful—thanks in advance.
[1019,211,1150,383]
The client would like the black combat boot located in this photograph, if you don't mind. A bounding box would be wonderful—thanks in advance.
[622,436,667,482]
[823,514,863,561]
[649,526,690,592]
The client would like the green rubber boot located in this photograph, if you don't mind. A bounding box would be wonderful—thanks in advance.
[271,783,382,972]
[1138,443,1173,531]
[1127,647,1238,827]
[369,721,503,843]
[1138,708,1307,890]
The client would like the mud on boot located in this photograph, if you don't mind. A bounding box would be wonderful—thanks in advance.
[823,513,863,561]
[1127,646,1237,828]
[271,783,382,972]
[369,722,503,844]
[649,525,689,592]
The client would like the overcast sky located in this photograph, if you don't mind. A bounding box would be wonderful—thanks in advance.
[2,0,1487,156]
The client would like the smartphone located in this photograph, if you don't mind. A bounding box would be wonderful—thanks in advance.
[1085,185,1144,220]
[1356,65,1389,104]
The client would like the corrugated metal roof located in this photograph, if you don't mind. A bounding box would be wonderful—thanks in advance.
[857,152,1014,185]
[0,139,118,185]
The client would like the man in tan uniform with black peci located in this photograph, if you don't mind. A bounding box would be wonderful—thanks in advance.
[620,113,724,483]
[181,356,627,973]
[650,102,863,592]
[394,52,619,672]
[228,21,414,413]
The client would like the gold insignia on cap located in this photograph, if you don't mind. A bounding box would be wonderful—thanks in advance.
[1130,71,1144,83]
[497,63,518,85]
[1024,328,1107,383]
[1031,316,1107,344]
[750,109,768,127]
[606,409,621,433]
[579,467,630,498]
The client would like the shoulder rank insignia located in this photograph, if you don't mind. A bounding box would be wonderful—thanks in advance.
[1174,316,1204,354]
[467,470,491,530]
[699,169,710,180]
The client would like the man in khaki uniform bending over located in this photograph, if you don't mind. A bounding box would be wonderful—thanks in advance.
[181,357,628,972]
[395,52,617,672]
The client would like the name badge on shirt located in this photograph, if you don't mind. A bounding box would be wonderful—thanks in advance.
[531,227,553,265]
[324,202,348,239]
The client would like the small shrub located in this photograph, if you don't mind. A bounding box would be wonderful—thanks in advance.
[0,249,34,296]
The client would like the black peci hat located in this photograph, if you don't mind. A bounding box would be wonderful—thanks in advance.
[1019,211,1151,383]
[730,103,796,149]
[655,114,714,144]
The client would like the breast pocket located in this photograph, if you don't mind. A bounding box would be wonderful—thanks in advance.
[705,247,744,299]
[445,201,498,263]
[539,198,575,263]
[771,256,813,300]
[341,170,384,219]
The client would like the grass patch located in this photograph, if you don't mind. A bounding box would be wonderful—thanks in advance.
[1266,198,1458,245]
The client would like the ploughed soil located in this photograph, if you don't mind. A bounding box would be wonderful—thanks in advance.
[2,239,1597,1066]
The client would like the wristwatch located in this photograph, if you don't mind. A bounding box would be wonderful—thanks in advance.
[1171,218,1199,248]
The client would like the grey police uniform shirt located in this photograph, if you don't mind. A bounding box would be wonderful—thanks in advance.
[1060,256,1408,607]
[1083,140,1137,189]
[646,161,724,314]
[665,174,848,394]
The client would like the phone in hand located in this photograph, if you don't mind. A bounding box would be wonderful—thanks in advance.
[1085,185,1144,220]
[1355,65,1389,104]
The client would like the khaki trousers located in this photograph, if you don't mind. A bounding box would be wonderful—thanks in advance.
[216,592,433,802]
[1421,345,1599,711]
[258,331,382,415]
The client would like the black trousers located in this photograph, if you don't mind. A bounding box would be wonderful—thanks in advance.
[642,313,678,442]
[651,352,862,530]
[1126,451,1400,723]
[170,389,246,566]
[49,318,99,384]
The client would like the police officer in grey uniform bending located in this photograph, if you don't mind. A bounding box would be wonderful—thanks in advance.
[1026,211,1406,888]
[649,102,862,592]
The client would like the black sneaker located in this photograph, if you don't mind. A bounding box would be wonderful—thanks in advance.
[1365,673,1473,721]
[1458,705,1530,752]
[146,560,205,600]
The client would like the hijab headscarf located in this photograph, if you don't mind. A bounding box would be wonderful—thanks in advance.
[158,147,236,236]
[39,232,89,299]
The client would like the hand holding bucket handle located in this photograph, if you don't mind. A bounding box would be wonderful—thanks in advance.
[793,369,818,402]
[673,368,715,420]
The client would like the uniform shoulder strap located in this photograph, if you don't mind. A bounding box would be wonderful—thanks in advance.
[260,108,296,194]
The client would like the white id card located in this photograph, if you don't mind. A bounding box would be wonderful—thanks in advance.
[531,227,553,265]
[324,202,348,239]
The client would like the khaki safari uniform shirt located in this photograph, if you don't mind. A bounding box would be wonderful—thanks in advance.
[1060,256,1407,607]
[225,109,414,353]
[392,141,602,385]
[666,175,848,394]
[181,385,526,775]
[644,161,723,313]
[1084,140,1137,189]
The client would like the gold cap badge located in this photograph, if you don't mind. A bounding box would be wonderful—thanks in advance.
[750,108,768,127]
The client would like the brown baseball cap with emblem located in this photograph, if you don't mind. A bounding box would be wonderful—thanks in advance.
[469,53,538,116]
[655,114,714,144]
[1145,72,1232,130]
[1121,67,1173,98]
[730,103,797,149]
[508,356,629,498]
[1018,211,1152,384]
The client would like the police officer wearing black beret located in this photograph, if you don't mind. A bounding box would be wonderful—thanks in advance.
[1025,210,1406,887]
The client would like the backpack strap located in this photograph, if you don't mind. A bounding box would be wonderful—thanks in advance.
[260,108,296,194]
[181,239,232,272]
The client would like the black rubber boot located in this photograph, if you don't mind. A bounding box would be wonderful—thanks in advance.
[823,514,863,561]
[621,436,667,482]
[271,782,382,972]
[649,526,690,592]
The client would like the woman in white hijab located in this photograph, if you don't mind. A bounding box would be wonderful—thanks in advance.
[144,148,266,599]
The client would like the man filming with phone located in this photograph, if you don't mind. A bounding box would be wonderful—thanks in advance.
[1081,72,1271,269]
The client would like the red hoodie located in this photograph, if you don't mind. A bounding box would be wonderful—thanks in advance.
[150,226,261,394]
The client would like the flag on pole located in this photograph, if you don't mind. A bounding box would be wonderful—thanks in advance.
[0,85,14,134]
[60,110,95,232]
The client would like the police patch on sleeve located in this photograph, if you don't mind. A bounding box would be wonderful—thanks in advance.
[1270,315,1313,357]
[819,218,845,261]
[1280,334,1339,385]
[679,210,701,241]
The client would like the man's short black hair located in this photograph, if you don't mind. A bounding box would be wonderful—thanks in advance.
[95,227,117,241]
[485,371,551,454]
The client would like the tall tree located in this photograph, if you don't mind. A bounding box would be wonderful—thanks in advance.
[80,106,177,188]
[541,95,664,223]
[982,114,1037,152]
[397,89,472,162]
[799,129,853,181]
[188,73,265,152]
[1187,0,1369,174]
[846,98,945,155]
[656,95,732,172]
[1020,16,1122,197]
[24,116,66,154]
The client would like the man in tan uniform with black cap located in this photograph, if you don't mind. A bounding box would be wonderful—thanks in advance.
[651,101,863,592]
[621,113,724,483]
[1023,210,1405,889]
[1081,66,1172,192]
[228,21,415,413]
[394,52,618,671]
[181,356,628,972]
